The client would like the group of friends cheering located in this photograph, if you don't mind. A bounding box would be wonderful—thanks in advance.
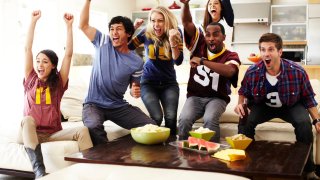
[19,0,320,179]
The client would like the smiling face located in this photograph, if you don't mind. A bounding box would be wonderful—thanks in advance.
[207,0,222,22]
[259,42,282,75]
[205,24,225,53]
[35,53,55,81]
[109,23,130,48]
[150,12,165,38]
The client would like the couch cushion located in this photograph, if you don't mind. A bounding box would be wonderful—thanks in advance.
[0,140,78,173]
[310,79,320,112]
[61,66,91,122]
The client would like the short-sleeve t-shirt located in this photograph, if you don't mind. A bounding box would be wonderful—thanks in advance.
[84,30,144,109]
[23,70,67,134]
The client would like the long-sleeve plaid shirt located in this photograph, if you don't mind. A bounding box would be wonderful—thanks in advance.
[239,59,317,109]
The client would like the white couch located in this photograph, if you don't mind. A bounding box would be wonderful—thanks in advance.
[0,64,319,177]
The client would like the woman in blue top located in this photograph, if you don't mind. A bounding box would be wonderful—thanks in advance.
[129,6,184,135]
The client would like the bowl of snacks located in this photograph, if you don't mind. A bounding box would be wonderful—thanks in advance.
[131,124,170,145]
[225,134,252,150]
[189,127,215,141]
[247,53,261,63]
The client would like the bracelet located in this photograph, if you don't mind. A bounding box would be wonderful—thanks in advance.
[200,57,206,65]
[312,119,320,125]
[171,44,178,48]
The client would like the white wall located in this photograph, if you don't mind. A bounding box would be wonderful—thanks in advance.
[0,0,136,137]
[0,0,24,136]
[272,0,307,5]
[135,0,207,10]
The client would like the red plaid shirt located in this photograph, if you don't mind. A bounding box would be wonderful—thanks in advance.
[239,59,317,108]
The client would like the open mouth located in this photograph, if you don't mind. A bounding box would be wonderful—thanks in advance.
[113,37,120,43]
[209,43,216,50]
[265,59,271,65]
[154,29,162,35]
[37,69,45,76]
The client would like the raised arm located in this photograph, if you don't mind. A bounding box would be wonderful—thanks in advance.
[79,0,97,41]
[59,13,74,88]
[180,0,196,38]
[24,10,41,80]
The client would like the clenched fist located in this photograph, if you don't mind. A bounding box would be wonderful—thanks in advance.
[130,82,141,98]
[169,29,181,47]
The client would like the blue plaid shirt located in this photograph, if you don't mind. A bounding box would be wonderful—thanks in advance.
[239,59,317,109]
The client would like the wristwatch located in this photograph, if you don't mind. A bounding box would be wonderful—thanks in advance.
[312,119,320,125]
[200,57,206,65]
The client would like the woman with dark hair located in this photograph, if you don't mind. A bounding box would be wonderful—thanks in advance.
[180,0,234,51]
[18,10,93,178]
[203,0,234,28]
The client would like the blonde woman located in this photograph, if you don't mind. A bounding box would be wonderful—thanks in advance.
[129,6,183,135]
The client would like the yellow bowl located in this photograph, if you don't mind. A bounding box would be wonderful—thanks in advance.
[225,137,252,150]
[189,131,215,141]
[131,128,170,145]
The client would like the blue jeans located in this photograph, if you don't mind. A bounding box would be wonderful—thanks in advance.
[238,102,315,172]
[178,96,227,142]
[82,103,156,146]
[141,79,179,135]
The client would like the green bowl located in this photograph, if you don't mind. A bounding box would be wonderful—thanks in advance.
[131,127,170,145]
[189,131,215,141]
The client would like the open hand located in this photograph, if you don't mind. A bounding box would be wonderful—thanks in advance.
[234,104,250,119]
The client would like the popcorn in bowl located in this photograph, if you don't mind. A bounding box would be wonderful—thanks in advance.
[225,134,252,150]
[189,127,215,141]
[134,124,167,133]
[131,124,170,145]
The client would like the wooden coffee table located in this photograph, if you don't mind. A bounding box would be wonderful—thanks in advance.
[65,135,311,179]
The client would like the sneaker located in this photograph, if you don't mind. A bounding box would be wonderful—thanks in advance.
[306,171,320,180]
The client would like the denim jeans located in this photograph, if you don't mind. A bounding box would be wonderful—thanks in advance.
[83,103,156,146]
[141,79,179,135]
[238,102,315,172]
[178,96,227,142]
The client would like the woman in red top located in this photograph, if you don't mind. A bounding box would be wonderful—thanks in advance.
[18,10,93,178]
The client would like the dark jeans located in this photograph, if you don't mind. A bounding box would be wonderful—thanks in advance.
[83,103,156,146]
[238,102,315,172]
[141,79,179,135]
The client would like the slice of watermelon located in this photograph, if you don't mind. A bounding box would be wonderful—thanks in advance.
[188,136,198,149]
[197,138,207,151]
[180,140,189,148]
[205,141,220,153]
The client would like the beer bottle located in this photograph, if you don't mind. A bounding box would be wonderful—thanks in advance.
[239,98,248,126]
